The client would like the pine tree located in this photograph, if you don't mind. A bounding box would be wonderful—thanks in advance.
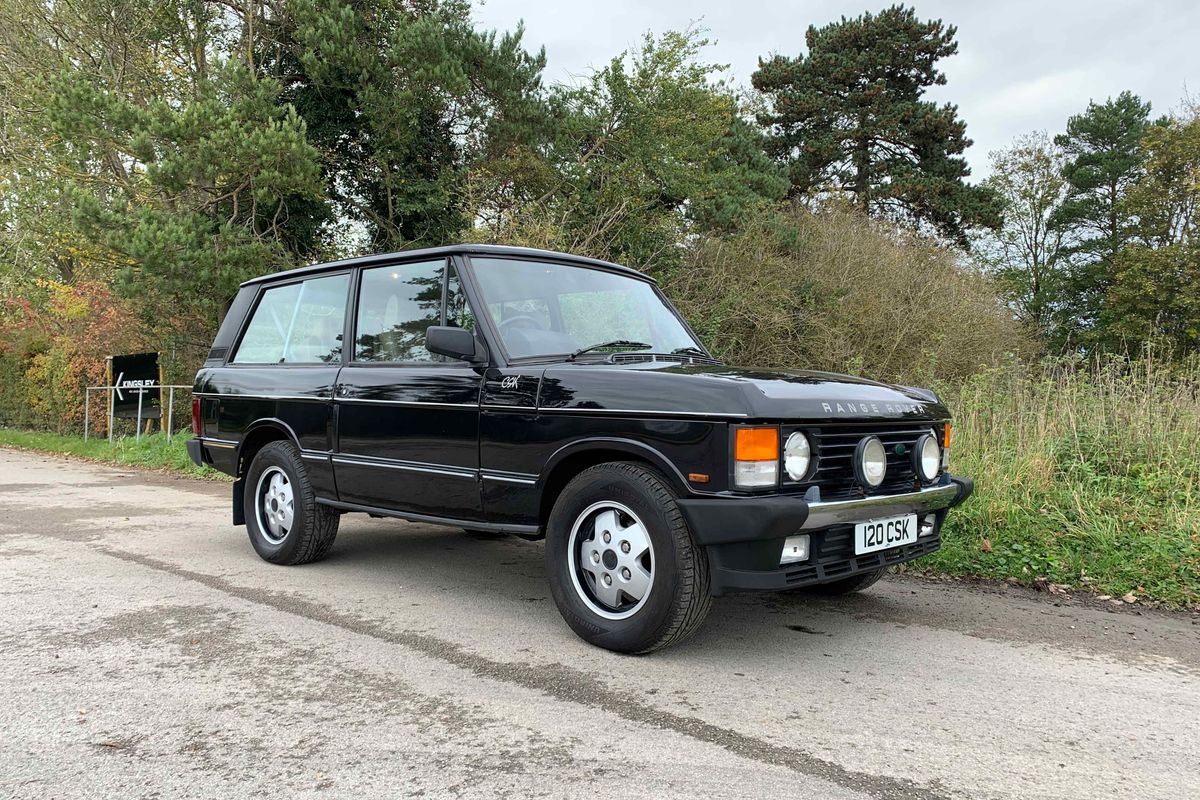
[751,5,999,245]
[273,0,552,251]
[1050,91,1154,348]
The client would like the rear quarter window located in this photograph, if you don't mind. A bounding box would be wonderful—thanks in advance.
[232,274,349,364]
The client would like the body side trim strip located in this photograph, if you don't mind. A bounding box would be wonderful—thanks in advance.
[336,398,478,409]
[194,392,330,402]
[537,406,747,419]
[330,454,477,479]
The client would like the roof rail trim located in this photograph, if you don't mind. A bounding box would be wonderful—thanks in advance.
[239,244,652,287]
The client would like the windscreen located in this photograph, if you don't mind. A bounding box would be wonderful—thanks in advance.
[469,258,701,360]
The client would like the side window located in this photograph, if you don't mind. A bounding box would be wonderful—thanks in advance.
[354,260,445,362]
[232,274,349,364]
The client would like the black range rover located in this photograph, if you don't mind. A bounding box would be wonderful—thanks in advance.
[189,245,973,653]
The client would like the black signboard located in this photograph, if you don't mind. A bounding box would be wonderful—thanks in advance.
[110,352,160,418]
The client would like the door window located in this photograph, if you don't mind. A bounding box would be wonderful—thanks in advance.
[354,260,446,362]
[233,274,349,364]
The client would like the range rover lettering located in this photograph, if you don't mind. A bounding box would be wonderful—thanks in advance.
[188,245,974,653]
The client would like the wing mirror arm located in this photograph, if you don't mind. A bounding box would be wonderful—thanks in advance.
[425,325,489,365]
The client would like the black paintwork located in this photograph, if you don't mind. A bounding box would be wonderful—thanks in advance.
[191,244,972,590]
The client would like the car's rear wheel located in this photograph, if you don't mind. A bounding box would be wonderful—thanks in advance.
[804,567,887,596]
[545,462,711,653]
[244,441,339,565]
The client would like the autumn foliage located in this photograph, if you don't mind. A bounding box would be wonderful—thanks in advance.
[0,281,149,432]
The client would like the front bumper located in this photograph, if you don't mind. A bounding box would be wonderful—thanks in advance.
[677,476,974,595]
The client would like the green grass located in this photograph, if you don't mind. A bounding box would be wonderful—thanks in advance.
[0,428,230,480]
[928,355,1200,609]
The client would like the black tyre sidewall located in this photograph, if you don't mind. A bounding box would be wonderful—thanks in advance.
[244,442,315,564]
[545,464,696,653]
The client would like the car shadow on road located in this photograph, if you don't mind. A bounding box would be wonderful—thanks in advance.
[308,517,931,655]
[291,514,1200,671]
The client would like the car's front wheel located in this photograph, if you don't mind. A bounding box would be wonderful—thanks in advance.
[244,441,339,565]
[545,462,711,654]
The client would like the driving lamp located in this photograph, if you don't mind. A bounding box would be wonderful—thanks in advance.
[914,431,941,482]
[783,432,812,481]
[734,427,779,488]
[854,435,887,488]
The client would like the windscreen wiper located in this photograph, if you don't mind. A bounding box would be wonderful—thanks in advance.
[671,346,713,359]
[567,340,652,362]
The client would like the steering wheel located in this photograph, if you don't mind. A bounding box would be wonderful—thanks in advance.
[498,314,544,332]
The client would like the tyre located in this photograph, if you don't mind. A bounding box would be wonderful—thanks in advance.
[545,462,711,654]
[804,567,887,596]
[244,441,339,565]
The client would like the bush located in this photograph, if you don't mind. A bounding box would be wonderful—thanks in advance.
[664,204,1029,383]
[0,280,150,433]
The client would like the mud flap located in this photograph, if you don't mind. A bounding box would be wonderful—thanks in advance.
[232,478,246,526]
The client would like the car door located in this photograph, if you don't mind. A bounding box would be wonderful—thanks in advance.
[332,257,484,520]
[219,272,351,499]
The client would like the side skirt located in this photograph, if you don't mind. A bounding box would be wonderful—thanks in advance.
[315,497,542,538]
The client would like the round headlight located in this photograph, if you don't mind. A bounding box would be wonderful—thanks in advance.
[855,436,887,488]
[783,432,812,480]
[914,432,940,482]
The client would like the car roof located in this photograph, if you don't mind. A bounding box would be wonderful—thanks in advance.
[239,244,653,287]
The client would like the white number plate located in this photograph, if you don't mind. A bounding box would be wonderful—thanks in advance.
[854,514,918,555]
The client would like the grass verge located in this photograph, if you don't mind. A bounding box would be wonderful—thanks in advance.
[0,428,230,480]
[930,356,1200,609]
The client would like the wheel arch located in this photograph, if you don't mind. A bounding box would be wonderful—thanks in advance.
[236,418,301,478]
[537,438,689,527]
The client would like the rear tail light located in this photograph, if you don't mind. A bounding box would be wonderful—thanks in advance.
[192,396,202,436]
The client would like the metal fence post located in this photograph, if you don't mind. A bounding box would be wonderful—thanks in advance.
[84,388,91,442]
[136,389,143,443]
[166,386,174,442]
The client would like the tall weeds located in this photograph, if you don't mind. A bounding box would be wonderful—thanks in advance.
[933,353,1200,605]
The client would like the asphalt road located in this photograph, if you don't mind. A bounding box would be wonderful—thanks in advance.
[1,448,1197,800]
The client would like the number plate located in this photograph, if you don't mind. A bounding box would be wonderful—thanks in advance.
[854,514,918,555]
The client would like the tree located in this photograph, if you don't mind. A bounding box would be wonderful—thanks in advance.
[1051,90,1154,347]
[468,30,787,272]
[1103,106,1200,352]
[1,0,331,355]
[276,0,552,251]
[974,133,1070,338]
[751,4,999,245]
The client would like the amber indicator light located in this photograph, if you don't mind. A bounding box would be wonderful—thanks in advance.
[688,472,710,484]
[735,427,779,461]
[944,422,952,448]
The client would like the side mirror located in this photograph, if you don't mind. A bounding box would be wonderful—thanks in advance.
[426,325,487,364]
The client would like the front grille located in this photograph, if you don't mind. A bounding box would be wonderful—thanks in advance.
[792,422,940,500]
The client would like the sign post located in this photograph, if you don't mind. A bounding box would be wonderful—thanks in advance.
[110,352,161,441]
[106,357,114,444]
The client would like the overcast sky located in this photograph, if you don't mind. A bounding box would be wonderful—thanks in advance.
[472,0,1199,180]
